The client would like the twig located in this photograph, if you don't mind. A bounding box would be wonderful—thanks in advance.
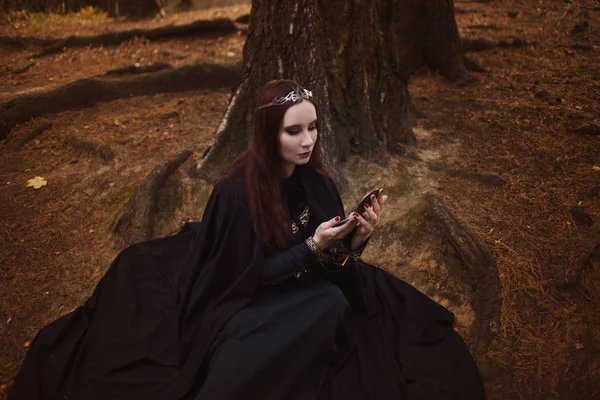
[555,6,572,28]
[156,0,167,17]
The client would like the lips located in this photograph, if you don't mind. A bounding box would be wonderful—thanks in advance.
[298,151,312,158]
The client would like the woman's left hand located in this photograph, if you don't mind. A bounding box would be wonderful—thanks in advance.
[350,190,388,250]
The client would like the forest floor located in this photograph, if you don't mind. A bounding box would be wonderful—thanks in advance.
[1,0,599,399]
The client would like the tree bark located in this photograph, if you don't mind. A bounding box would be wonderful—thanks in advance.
[197,0,466,182]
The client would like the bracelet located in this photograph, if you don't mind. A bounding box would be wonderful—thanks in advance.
[305,236,328,261]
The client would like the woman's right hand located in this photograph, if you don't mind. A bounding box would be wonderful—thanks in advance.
[313,215,358,249]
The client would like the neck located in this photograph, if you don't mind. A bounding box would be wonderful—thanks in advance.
[283,162,296,178]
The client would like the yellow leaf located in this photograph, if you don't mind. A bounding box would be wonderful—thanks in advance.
[575,343,584,350]
[593,166,600,171]
[26,176,47,189]
[24,341,31,348]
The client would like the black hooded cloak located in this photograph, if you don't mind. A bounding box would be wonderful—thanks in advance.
[9,164,486,400]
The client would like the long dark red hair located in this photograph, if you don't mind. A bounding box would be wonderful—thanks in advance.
[227,80,326,253]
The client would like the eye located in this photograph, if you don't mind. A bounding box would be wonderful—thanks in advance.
[309,125,317,131]
[285,128,300,135]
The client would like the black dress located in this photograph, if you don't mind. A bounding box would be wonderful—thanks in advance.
[9,165,486,400]
[196,168,352,399]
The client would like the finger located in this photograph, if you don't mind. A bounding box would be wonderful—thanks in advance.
[338,216,358,235]
[371,194,381,215]
[380,194,389,206]
[328,216,356,234]
[353,213,372,232]
[364,204,377,220]
[329,220,357,240]
[362,211,370,221]
[324,216,342,229]
[364,204,377,222]
[378,189,389,207]
[379,190,388,207]
[379,195,388,216]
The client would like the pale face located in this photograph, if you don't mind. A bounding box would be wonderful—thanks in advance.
[279,100,318,177]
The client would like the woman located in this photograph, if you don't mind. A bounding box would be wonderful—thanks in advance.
[10,80,486,400]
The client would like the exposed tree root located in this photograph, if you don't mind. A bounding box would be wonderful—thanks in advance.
[0,35,50,50]
[462,37,527,53]
[570,206,594,227]
[112,149,193,247]
[559,243,600,288]
[582,186,600,199]
[26,19,238,58]
[103,62,173,76]
[463,55,487,72]
[65,133,114,161]
[234,14,250,23]
[453,73,478,87]
[455,8,480,15]
[7,122,52,152]
[0,62,241,140]
[10,62,35,74]
[468,24,502,31]
[573,124,600,136]
[424,193,501,361]
[558,44,593,51]
[534,89,562,105]
[428,162,509,186]
[159,111,179,120]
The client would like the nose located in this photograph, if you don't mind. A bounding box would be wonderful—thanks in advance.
[300,130,314,147]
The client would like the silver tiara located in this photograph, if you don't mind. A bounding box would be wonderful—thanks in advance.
[255,87,313,110]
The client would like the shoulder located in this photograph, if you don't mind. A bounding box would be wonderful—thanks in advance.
[318,171,341,198]
[300,164,336,187]
[205,174,249,215]
[215,173,247,199]
[323,174,338,190]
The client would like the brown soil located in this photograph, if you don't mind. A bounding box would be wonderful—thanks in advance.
[1,1,599,399]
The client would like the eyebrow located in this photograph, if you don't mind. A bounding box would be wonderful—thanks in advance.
[283,119,318,129]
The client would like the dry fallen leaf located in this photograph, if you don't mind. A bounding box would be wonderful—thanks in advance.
[593,166,600,171]
[24,341,31,348]
[26,176,47,189]
[6,316,12,324]
[575,343,584,350]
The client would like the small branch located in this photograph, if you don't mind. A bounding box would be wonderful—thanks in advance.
[428,162,509,186]
[555,7,572,28]
[103,62,173,77]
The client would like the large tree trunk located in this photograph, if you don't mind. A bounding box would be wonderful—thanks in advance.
[196,0,466,182]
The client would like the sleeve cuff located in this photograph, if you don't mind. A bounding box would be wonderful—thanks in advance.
[305,236,328,262]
